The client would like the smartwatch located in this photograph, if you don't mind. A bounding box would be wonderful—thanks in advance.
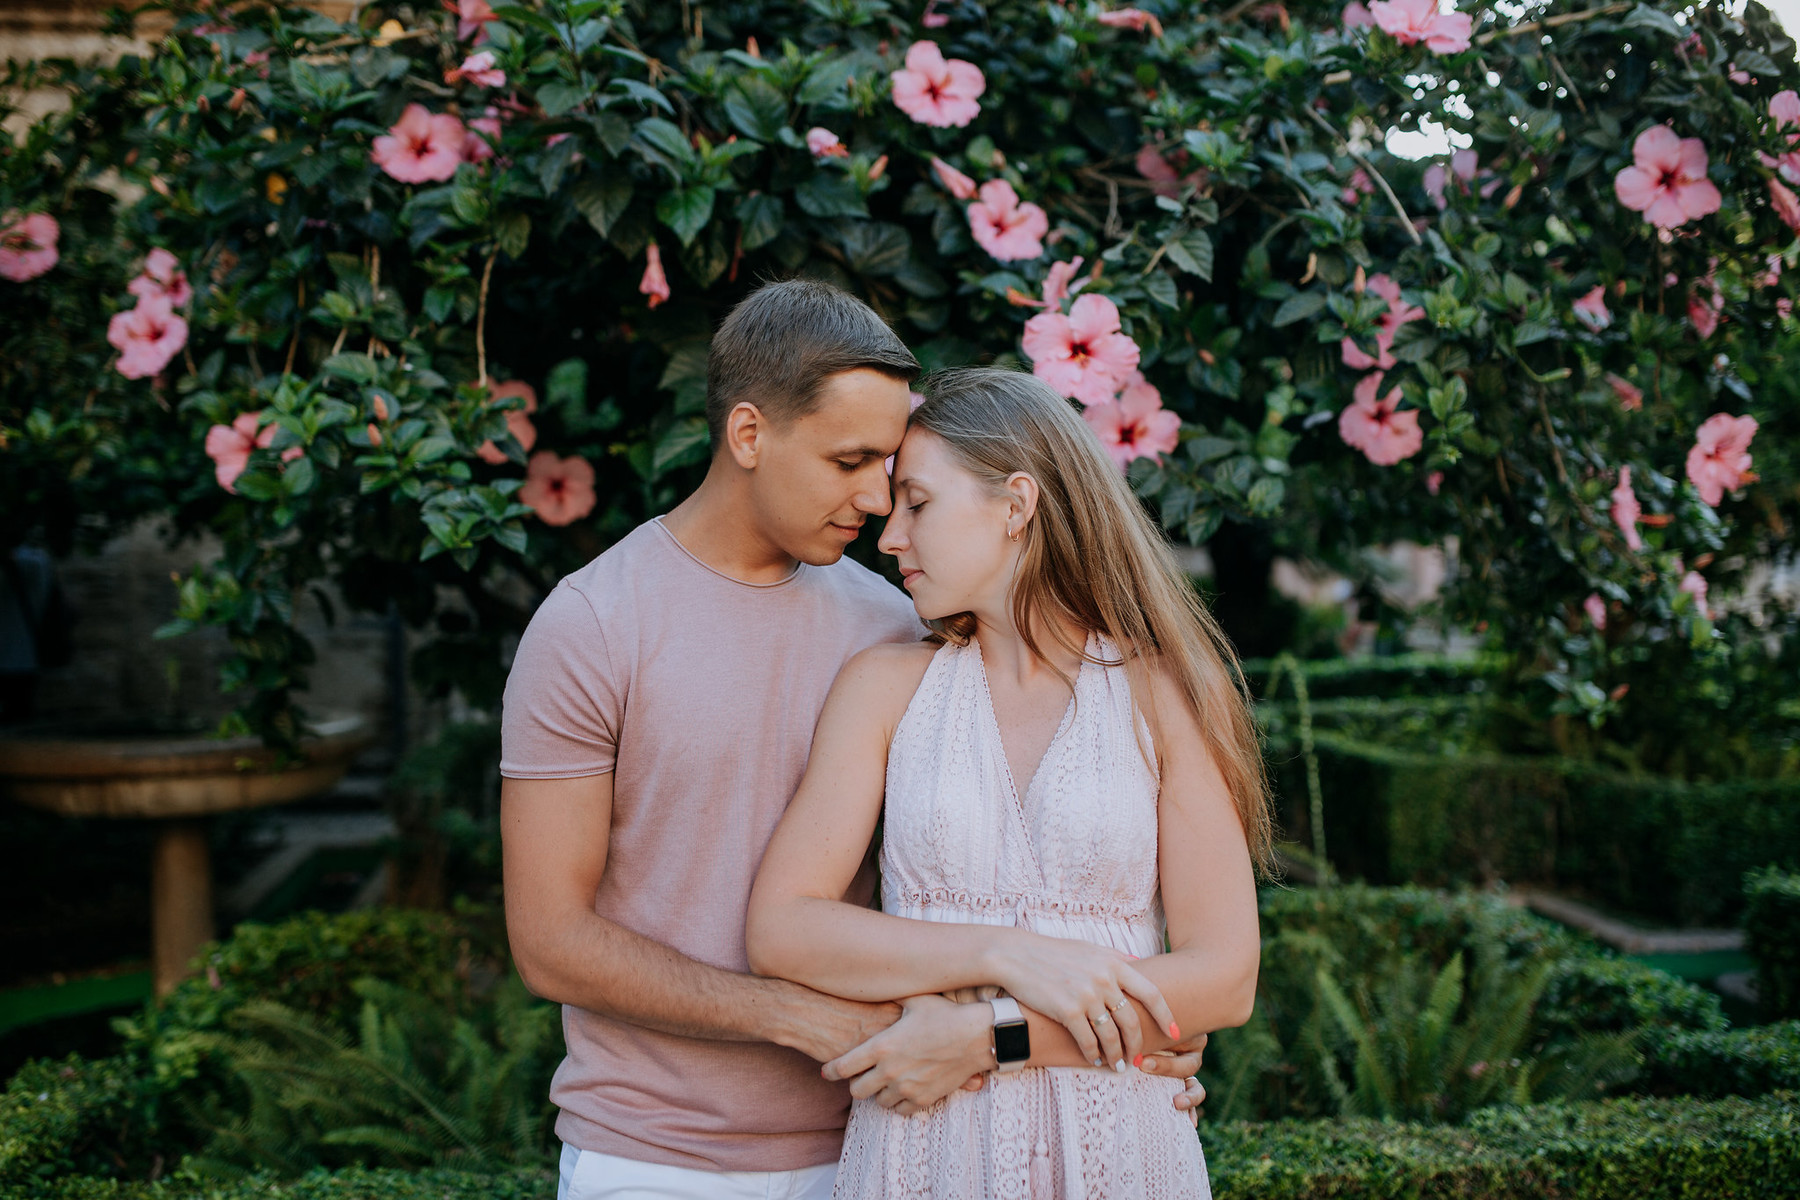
[987,996,1030,1073]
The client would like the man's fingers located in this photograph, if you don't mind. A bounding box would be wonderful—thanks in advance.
[1169,1029,1210,1060]
[1147,1048,1202,1077]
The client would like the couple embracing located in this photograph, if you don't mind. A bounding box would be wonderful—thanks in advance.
[500,278,1272,1200]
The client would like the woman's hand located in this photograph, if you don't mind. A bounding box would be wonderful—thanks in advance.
[985,933,1177,1070]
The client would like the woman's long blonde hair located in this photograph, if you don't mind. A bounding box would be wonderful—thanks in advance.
[909,367,1276,878]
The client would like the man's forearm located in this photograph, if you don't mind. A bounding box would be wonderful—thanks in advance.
[515,907,898,1059]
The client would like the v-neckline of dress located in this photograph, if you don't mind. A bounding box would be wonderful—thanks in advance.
[971,634,1089,815]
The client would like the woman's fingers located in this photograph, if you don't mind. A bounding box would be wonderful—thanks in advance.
[1088,1006,1125,1068]
[1116,965,1178,1044]
[1063,1011,1103,1066]
[1106,989,1145,1061]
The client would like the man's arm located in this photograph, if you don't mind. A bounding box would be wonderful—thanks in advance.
[502,772,899,1064]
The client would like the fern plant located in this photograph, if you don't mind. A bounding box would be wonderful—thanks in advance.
[1309,932,1641,1123]
[182,974,560,1177]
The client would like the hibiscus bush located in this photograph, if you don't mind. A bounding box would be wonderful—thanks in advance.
[0,0,1795,763]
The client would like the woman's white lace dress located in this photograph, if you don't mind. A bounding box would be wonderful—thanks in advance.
[834,635,1211,1199]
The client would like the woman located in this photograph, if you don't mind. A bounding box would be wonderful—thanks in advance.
[747,367,1273,1199]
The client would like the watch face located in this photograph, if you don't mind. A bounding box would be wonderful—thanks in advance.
[993,1019,1030,1064]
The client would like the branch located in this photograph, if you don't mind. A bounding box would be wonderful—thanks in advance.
[474,247,498,386]
[1475,3,1631,46]
[1299,106,1422,247]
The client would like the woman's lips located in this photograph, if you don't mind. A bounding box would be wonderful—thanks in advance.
[899,568,923,587]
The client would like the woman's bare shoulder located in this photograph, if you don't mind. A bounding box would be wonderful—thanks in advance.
[839,639,941,701]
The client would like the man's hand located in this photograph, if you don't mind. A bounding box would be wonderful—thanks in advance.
[822,994,991,1116]
[1138,1029,1208,1125]
[781,996,904,1066]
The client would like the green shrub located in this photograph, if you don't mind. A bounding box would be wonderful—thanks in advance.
[1267,735,1800,924]
[1201,1090,1800,1200]
[1743,867,1800,1019]
[24,1095,1800,1200]
[184,976,559,1177]
[0,1054,163,1190]
[1638,1021,1800,1100]
[1535,955,1728,1041]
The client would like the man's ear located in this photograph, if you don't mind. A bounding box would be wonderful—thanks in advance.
[724,401,765,469]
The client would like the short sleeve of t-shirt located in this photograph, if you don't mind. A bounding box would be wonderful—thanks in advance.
[499,582,622,778]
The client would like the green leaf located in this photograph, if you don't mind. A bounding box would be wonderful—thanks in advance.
[1273,290,1328,326]
[233,471,283,502]
[572,173,633,237]
[1163,229,1214,281]
[1143,270,1179,310]
[652,416,711,474]
[634,117,697,175]
[494,211,531,259]
[283,457,317,496]
[492,4,562,37]
[735,193,785,250]
[838,222,912,276]
[546,358,587,412]
[723,75,789,142]
[795,174,868,219]
[321,354,379,385]
[656,185,716,247]
[423,286,456,324]
[538,82,588,117]
[797,55,858,108]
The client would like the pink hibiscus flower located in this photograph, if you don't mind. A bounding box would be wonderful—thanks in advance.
[806,127,848,158]
[444,0,497,43]
[1041,256,1087,309]
[930,156,978,200]
[1573,284,1611,331]
[204,411,303,494]
[1021,293,1141,405]
[1338,371,1423,465]
[1770,177,1800,232]
[639,242,670,309]
[1684,412,1758,506]
[1610,466,1643,551]
[1369,0,1473,53]
[0,211,60,282]
[1605,373,1643,411]
[520,450,597,525]
[1583,592,1607,630]
[463,112,503,164]
[1341,167,1375,205]
[106,294,188,379]
[890,41,986,128]
[127,247,193,309]
[1688,275,1723,340]
[445,50,505,87]
[1343,1,1377,29]
[1136,143,1205,199]
[1341,274,1423,369]
[1084,382,1180,470]
[476,380,539,464]
[1678,570,1711,619]
[1613,126,1723,229]
[371,104,468,184]
[967,180,1048,262]
[1771,89,1800,131]
[1097,8,1165,36]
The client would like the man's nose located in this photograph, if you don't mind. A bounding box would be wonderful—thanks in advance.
[857,468,895,516]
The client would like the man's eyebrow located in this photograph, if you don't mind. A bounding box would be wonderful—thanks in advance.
[831,446,892,459]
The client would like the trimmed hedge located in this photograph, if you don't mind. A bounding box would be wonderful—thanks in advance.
[1265,732,1800,925]
[1201,1090,1800,1200]
[21,1094,1800,1200]
[1743,867,1800,1019]
[1640,1022,1800,1100]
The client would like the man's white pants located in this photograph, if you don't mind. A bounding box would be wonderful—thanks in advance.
[558,1142,839,1200]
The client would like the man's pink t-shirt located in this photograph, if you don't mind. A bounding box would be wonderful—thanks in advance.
[499,516,923,1171]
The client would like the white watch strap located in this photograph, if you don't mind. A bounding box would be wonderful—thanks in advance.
[987,996,1024,1024]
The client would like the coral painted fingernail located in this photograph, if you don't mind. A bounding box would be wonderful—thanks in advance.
[1168,1023,1181,1039]
[1132,1055,1144,1069]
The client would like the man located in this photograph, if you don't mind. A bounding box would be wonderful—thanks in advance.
[502,279,1205,1200]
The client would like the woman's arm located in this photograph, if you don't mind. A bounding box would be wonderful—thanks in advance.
[748,643,1176,1067]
